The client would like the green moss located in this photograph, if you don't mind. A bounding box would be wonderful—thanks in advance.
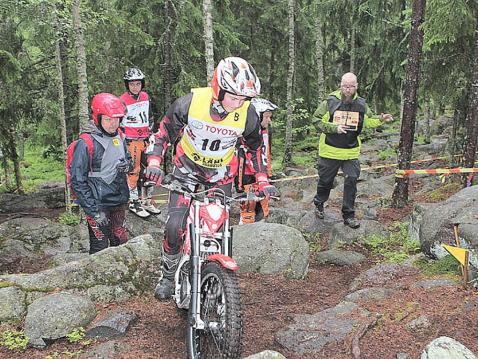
[361,221,420,263]
[414,255,461,277]
[0,281,16,289]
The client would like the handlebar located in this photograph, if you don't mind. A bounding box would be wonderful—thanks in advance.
[158,174,267,203]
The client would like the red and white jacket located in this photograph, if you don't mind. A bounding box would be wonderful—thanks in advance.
[120,91,151,140]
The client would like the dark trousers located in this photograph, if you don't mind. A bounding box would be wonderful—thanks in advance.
[86,205,128,254]
[313,157,360,219]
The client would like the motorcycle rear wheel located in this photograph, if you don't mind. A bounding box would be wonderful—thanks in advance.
[186,261,243,359]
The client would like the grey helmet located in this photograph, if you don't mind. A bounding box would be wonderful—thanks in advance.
[123,67,145,90]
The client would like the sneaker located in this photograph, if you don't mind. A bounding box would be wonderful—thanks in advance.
[141,199,161,215]
[154,278,174,300]
[315,204,324,219]
[344,217,360,229]
[129,200,150,218]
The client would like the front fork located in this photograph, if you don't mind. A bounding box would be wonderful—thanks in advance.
[189,201,205,330]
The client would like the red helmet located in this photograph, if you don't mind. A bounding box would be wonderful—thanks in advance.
[211,57,261,100]
[91,93,126,126]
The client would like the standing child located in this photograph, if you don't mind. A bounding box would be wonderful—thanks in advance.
[236,98,278,224]
[70,93,131,254]
[120,67,160,218]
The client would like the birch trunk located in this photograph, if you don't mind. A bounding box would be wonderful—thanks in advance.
[203,0,214,84]
[283,0,295,168]
[54,10,71,212]
[72,0,89,133]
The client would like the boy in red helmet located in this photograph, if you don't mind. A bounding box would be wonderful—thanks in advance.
[70,93,132,254]
[120,67,160,218]
[145,57,280,300]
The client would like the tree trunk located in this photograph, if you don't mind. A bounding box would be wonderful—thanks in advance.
[315,1,325,99]
[424,100,431,144]
[283,0,295,168]
[72,0,89,133]
[462,29,478,187]
[55,9,71,212]
[203,0,214,84]
[391,0,426,208]
[163,0,173,111]
[350,27,356,73]
[8,126,23,194]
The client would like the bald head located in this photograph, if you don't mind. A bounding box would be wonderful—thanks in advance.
[340,72,358,103]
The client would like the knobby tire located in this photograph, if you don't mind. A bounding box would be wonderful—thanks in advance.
[186,261,243,359]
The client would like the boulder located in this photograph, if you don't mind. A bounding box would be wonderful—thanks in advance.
[0,184,65,213]
[276,301,375,356]
[421,336,477,359]
[243,350,287,359]
[0,286,26,322]
[233,222,309,278]
[25,292,96,348]
[0,234,162,316]
[409,186,478,267]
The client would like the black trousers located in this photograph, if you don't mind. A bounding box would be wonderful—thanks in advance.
[86,204,128,254]
[313,157,360,219]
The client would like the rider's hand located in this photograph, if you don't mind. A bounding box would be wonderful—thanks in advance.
[256,181,280,199]
[144,165,164,186]
[94,211,109,226]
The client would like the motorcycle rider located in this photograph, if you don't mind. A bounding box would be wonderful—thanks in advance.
[120,67,160,218]
[236,98,278,224]
[145,57,280,300]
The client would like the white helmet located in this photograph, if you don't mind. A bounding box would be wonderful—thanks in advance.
[123,68,145,90]
[251,98,278,116]
[211,57,261,100]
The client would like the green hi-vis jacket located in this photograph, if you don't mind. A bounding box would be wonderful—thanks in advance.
[313,89,383,160]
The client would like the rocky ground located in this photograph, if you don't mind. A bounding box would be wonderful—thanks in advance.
[1,203,477,359]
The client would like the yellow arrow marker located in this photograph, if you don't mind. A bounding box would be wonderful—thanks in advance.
[442,244,469,266]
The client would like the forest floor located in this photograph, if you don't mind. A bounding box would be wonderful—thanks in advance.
[1,177,478,359]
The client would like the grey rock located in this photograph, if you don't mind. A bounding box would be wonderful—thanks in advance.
[421,336,477,359]
[0,235,162,316]
[397,352,410,359]
[0,217,74,272]
[86,311,138,338]
[276,301,373,356]
[345,287,395,302]
[298,210,341,234]
[406,315,431,332]
[0,286,26,321]
[409,186,478,268]
[316,249,366,266]
[413,279,458,290]
[233,222,309,278]
[329,219,389,249]
[0,185,65,213]
[80,340,131,359]
[350,263,418,291]
[243,350,287,359]
[25,292,96,348]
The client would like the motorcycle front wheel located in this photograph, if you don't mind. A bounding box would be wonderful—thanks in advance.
[186,261,243,359]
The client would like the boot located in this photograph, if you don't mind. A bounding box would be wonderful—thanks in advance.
[154,252,181,301]
[129,200,150,218]
[141,198,161,215]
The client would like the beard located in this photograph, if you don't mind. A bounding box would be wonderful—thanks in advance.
[341,94,354,104]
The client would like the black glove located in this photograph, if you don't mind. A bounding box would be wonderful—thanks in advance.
[257,182,281,198]
[116,158,132,173]
[94,211,109,226]
[144,165,164,185]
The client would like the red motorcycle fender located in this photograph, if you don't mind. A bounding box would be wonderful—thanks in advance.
[208,254,238,271]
